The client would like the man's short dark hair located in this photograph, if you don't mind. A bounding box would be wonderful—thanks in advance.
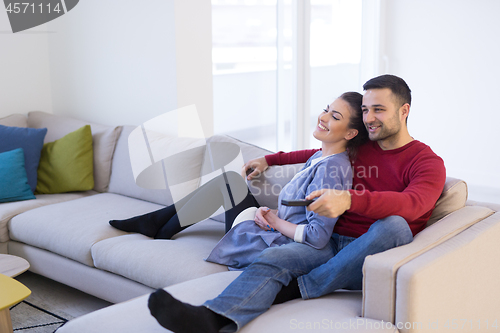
[363,74,411,107]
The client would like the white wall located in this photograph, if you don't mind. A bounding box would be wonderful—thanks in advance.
[174,0,214,136]
[1,0,213,136]
[46,0,178,127]
[381,0,500,201]
[45,0,212,133]
[0,9,52,118]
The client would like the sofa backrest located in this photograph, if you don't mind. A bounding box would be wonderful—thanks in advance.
[247,163,304,208]
[27,112,122,193]
[250,170,468,225]
[0,114,28,127]
[108,132,273,209]
[427,177,468,226]
[0,113,471,225]
[205,135,273,168]
[108,125,175,206]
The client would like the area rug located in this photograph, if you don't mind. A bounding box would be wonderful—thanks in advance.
[10,300,71,333]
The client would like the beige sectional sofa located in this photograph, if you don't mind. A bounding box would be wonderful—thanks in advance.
[2,112,499,332]
[1,111,274,303]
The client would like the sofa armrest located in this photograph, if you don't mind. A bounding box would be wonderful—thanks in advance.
[395,211,500,330]
[466,199,500,212]
[362,205,494,323]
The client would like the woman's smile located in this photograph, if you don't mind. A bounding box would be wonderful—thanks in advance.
[317,122,328,131]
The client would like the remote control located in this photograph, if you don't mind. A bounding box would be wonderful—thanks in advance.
[281,198,316,206]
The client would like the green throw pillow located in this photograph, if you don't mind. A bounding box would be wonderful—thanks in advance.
[36,125,94,194]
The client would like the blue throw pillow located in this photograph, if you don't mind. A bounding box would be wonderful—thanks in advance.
[0,148,36,203]
[0,125,47,192]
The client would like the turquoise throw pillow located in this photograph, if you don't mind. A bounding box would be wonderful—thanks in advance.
[0,148,36,203]
[0,125,47,193]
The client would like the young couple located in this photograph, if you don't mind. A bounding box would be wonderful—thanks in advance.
[110,74,446,333]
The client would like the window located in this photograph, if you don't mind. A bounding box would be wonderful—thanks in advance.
[212,0,374,152]
[212,0,279,152]
[309,0,363,145]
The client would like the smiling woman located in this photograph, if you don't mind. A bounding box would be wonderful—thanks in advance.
[313,92,368,161]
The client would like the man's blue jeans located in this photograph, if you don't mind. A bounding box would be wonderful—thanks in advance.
[204,216,414,330]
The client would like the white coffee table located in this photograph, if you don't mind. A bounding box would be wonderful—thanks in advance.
[0,254,30,278]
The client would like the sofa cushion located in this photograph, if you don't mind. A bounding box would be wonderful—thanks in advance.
[248,163,305,209]
[205,135,272,170]
[110,133,274,219]
[427,177,468,226]
[9,193,164,266]
[58,271,397,333]
[0,114,27,127]
[0,148,35,203]
[36,125,94,194]
[91,219,228,289]
[125,120,207,202]
[0,191,96,243]
[108,126,174,206]
[27,111,122,192]
[201,135,277,222]
[0,125,47,192]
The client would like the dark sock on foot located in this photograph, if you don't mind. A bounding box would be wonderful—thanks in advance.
[109,205,177,238]
[154,214,190,239]
[273,278,301,304]
[148,289,233,333]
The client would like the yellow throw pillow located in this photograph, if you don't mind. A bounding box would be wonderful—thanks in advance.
[35,125,94,194]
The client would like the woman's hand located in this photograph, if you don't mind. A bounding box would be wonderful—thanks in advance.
[241,157,269,180]
[264,210,298,239]
[254,207,272,231]
[263,210,281,231]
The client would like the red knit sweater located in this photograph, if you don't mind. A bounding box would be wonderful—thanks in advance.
[265,140,446,238]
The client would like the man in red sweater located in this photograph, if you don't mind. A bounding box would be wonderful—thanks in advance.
[148,75,446,333]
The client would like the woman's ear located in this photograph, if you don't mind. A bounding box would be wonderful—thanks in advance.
[345,129,358,140]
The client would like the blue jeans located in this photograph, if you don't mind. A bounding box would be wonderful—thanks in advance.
[204,216,413,330]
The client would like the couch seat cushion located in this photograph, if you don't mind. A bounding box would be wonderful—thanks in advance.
[58,271,397,333]
[8,193,164,266]
[0,191,96,243]
[91,219,228,289]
